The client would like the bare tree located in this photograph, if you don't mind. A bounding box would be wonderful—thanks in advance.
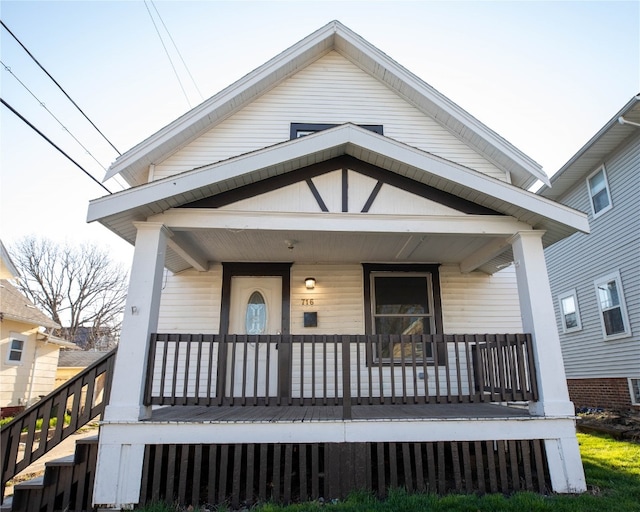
[11,237,128,350]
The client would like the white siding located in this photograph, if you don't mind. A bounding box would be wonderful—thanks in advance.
[153,52,506,182]
[290,264,364,335]
[220,181,321,212]
[440,265,523,334]
[157,265,223,333]
[545,134,640,379]
[153,263,520,399]
[156,263,522,336]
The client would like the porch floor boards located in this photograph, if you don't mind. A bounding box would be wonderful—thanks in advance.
[147,402,531,423]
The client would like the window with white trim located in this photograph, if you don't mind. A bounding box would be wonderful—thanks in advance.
[594,271,630,339]
[629,378,640,406]
[6,333,26,364]
[558,289,582,333]
[587,165,612,217]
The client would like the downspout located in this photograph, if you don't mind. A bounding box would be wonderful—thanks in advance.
[26,333,39,405]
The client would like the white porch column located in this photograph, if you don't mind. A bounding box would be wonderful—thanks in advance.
[510,231,585,493]
[94,222,169,509]
[509,231,574,417]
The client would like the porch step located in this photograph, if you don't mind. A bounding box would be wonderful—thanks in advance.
[10,436,99,512]
[0,496,12,512]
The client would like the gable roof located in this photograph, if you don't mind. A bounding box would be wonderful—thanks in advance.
[538,94,640,200]
[89,124,587,274]
[58,350,109,368]
[104,21,548,190]
[0,279,60,330]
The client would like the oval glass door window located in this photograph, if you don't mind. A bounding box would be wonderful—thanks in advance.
[245,291,267,334]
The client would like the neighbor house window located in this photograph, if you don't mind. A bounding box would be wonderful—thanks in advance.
[6,334,26,364]
[629,379,640,406]
[594,271,630,339]
[587,165,612,216]
[558,289,582,333]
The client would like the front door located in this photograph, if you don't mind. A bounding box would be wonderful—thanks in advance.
[227,276,281,397]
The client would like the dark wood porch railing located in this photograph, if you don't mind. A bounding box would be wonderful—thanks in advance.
[144,334,538,418]
[1,349,116,502]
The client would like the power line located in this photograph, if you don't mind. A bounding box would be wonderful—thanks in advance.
[1,60,110,174]
[0,19,122,156]
[149,0,204,102]
[1,98,112,195]
[143,0,192,108]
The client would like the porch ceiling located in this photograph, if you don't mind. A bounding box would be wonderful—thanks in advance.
[177,229,499,266]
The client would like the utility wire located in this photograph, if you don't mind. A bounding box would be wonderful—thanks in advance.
[149,0,204,102]
[1,98,112,194]
[0,19,122,156]
[1,60,110,173]
[143,0,192,108]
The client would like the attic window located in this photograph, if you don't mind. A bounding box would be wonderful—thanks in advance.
[290,123,383,139]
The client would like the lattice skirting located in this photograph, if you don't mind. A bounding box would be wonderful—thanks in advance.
[139,440,550,508]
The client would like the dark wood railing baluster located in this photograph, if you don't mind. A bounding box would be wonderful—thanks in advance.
[342,335,352,419]
[453,335,463,403]
[141,333,539,412]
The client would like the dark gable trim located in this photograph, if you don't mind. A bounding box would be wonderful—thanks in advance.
[361,181,383,213]
[179,155,500,215]
[290,123,383,139]
[220,263,292,336]
[181,158,347,209]
[306,179,329,212]
[343,157,498,215]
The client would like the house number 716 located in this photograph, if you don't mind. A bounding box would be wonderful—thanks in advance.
[301,298,314,306]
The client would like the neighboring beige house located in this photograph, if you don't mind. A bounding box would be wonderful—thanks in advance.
[0,241,76,416]
[55,349,110,387]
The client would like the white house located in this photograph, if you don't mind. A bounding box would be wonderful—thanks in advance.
[87,21,587,509]
[540,95,640,410]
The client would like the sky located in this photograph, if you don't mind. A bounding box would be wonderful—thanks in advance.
[1,0,638,268]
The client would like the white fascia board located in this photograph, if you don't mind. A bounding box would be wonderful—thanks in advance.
[149,210,532,236]
[90,125,588,234]
[347,128,588,233]
[103,23,339,183]
[0,240,19,278]
[105,20,546,188]
[333,26,547,187]
[539,95,640,198]
[89,127,350,222]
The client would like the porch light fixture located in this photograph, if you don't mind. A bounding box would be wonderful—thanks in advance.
[305,277,316,289]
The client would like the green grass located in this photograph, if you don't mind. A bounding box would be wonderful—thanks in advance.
[0,414,72,431]
[136,433,640,511]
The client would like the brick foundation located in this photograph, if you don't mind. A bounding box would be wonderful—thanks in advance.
[567,378,636,411]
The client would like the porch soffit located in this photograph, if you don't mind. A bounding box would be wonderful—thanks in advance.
[88,125,587,274]
[104,21,546,190]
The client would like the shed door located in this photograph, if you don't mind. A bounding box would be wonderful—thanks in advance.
[227,276,281,397]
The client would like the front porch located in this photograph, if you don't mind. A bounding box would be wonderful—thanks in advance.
[95,332,570,507]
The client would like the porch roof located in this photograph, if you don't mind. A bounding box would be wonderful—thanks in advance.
[88,125,588,274]
[103,21,547,190]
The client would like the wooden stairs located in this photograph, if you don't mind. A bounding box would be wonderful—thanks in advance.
[8,436,98,512]
[2,350,115,511]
